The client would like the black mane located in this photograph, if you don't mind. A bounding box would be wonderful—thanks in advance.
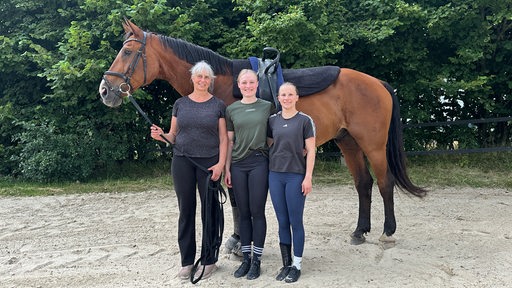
[158,34,233,76]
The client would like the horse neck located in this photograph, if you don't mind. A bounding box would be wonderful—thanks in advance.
[154,51,194,97]
[213,76,237,106]
[152,35,237,105]
[157,59,236,105]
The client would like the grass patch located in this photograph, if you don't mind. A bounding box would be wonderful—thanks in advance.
[0,176,174,197]
[313,157,353,186]
[407,152,512,189]
[0,153,510,197]
[0,160,174,197]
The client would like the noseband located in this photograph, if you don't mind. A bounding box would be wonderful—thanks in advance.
[103,32,148,97]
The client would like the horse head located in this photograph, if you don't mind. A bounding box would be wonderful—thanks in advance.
[99,19,159,107]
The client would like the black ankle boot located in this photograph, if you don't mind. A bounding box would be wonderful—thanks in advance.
[285,266,301,283]
[276,243,292,281]
[246,259,261,280]
[234,257,251,278]
[276,266,291,281]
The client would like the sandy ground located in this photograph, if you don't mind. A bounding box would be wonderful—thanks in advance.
[0,185,511,288]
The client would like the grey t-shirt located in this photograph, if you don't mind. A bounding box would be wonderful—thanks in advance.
[172,96,226,158]
[267,111,316,174]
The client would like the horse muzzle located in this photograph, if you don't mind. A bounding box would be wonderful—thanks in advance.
[99,78,124,108]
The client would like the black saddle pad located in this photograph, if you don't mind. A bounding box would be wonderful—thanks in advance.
[232,60,340,98]
[282,66,340,96]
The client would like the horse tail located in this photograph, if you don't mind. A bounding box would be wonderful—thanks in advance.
[381,81,427,197]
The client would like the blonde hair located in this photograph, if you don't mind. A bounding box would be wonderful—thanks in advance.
[237,69,258,82]
[278,82,299,95]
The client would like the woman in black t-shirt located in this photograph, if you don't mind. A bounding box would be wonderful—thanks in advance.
[150,61,228,281]
[267,82,316,283]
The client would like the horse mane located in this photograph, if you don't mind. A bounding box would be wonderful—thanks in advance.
[157,34,233,76]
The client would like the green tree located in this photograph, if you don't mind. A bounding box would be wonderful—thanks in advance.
[424,0,512,147]
[1,0,511,181]
[0,0,246,180]
[0,0,71,176]
[233,0,350,67]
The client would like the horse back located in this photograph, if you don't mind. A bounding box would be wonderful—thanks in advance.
[297,68,393,146]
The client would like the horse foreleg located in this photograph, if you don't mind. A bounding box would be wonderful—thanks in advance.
[336,136,373,245]
[224,187,241,254]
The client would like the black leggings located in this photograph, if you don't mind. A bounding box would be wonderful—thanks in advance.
[230,152,268,250]
[171,155,218,266]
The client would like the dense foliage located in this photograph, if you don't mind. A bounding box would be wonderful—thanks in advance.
[1,0,511,181]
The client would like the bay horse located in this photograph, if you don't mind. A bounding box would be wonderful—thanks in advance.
[99,19,426,244]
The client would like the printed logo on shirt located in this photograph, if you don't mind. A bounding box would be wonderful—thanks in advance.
[283,124,288,127]
[245,108,256,112]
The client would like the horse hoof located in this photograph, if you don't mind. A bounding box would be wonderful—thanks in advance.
[379,234,396,249]
[350,232,366,245]
[379,234,396,243]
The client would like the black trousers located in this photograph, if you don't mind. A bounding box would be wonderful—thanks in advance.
[171,155,219,266]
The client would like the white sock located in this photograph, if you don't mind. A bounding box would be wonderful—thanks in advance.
[292,256,302,270]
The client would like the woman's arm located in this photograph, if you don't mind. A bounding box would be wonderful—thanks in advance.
[224,131,235,187]
[209,117,228,181]
[302,136,316,196]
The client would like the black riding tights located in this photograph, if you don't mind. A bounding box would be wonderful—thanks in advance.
[230,152,269,251]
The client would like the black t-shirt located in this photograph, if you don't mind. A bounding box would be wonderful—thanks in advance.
[172,96,226,158]
[268,111,315,174]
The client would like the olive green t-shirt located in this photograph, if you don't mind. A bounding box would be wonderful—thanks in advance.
[226,99,274,162]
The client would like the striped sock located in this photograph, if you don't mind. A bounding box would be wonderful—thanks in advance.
[241,245,252,260]
[253,246,264,261]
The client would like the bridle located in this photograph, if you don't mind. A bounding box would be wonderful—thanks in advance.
[101,31,154,129]
[102,31,148,98]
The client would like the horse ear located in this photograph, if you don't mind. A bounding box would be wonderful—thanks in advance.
[122,17,131,33]
[122,18,143,38]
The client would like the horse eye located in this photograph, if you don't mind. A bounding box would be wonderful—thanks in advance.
[123,49,132,56]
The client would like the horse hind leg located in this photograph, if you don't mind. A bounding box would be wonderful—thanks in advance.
[335,133,373,245]
[365,149,397,245]
[376,172,397,249]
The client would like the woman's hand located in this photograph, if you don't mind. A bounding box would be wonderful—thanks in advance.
[150,124,164,141]
[224,170,232,188]
[208,163,224,182]
[302,175,313,196]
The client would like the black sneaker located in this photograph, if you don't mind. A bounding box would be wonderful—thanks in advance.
[284,266,301,283]
[246,259,261,280]
[276,265,291,281]
[234,258,251,278]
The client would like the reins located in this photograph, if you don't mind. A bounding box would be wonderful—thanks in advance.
[191,177,225,284]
